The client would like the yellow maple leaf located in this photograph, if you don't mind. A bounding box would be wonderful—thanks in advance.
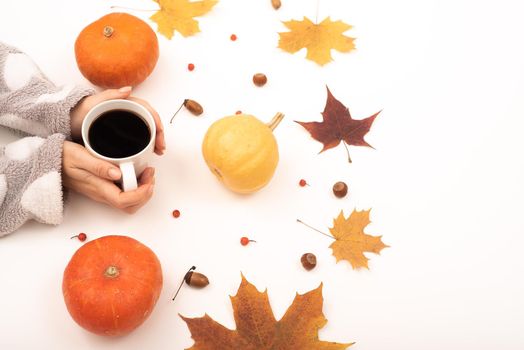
[278,17,356,65]
[150,0,218,39]
[329,209,388,269]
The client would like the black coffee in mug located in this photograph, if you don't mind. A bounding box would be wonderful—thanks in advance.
[88,109,151,159]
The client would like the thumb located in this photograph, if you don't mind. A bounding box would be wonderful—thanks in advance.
[94,86,133,103]
[76,148,122,181]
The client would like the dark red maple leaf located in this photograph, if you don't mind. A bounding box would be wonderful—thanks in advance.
[295,87,381,162]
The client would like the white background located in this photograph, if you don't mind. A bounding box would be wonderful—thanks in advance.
[1,0,524,349]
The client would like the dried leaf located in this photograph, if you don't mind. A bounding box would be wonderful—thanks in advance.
[295,86,380,162]
[278,17,355,65]
[181,275,353,349]
[329,209,388,269]
[150,0,218,39]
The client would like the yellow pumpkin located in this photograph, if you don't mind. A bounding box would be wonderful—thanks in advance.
[202,113,284,194]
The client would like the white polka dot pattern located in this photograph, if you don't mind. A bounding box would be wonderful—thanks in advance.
[0,113,50,137]
[0,43,95,235]
[4,136,44,161]
[0,175,6,207]
[36,85,75,104]
[20,171,62,225]
[3,53,41,91]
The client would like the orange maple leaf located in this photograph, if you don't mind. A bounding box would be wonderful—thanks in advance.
[329,209,388,269]
[181,275,353,349]
[150,0,218,39]
[278,17,356,65]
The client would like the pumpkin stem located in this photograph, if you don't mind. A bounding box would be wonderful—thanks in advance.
[267,112,284,131]
[103,26,114,38]
[104,266,120,278]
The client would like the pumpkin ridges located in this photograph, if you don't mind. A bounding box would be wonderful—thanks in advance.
[63,276,95,291]
[63,239,105,284]
[126,275,158,292]
[111,298,119,331]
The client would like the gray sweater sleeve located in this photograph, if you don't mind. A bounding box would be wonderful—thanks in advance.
[0,42,94,236]
[0,134,65,236]
[0,42,94,139]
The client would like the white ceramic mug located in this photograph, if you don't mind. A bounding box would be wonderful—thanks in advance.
[81,99,156,192]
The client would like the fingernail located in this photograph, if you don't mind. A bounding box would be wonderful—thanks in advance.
[150,167,156,176]
[108,167,121,180]
[119,86,132,93]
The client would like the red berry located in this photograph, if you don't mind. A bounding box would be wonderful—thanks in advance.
[188,63,195,71]
[172,209,181,218]
[71,233,87,242]
[235,110,242,115]
[240,237,256,246]
[230,34,237,41]
[299,179,307,187]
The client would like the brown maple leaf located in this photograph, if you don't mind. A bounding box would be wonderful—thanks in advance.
[329,209,388,269]
[296,86,381,163]
[181,275,353,349]
[150,0,218,39]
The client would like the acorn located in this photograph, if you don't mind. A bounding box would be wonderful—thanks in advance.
[301,253,317,270]
[170,98,204,123]
[332,181,348,198]
[185,270,209,288]
[184,99,204,116]
[252,73,268,87]
[172,266,210,301]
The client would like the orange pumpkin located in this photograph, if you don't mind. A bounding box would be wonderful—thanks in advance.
[75,13,159,88]
[62,235,163,336]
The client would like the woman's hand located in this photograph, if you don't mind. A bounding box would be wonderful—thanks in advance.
[62,141,155,214]
[70,87,166,155]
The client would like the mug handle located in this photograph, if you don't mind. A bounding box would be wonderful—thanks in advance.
[120,162,138,192]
